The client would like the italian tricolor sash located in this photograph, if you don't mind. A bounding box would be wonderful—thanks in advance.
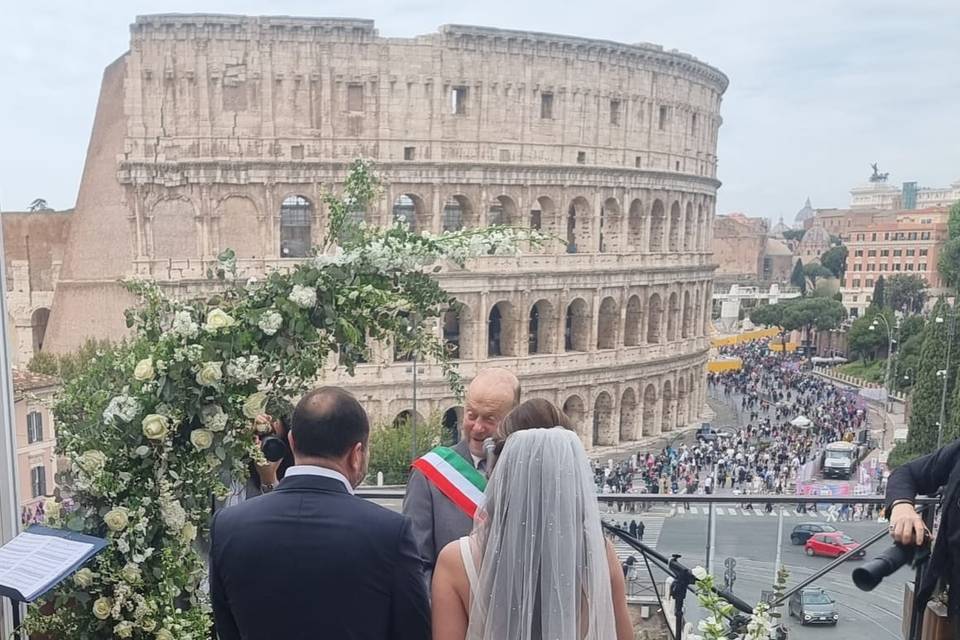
[412,447,487,518]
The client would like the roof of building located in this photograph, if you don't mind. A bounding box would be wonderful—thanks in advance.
[770,217,792,237]
[765,237,794,257]
[12,368,60,394]
[795,197,815,223]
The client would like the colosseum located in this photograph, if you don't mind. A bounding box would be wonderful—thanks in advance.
[43,15,727,449]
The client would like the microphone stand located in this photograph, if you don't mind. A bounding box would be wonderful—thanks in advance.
[602,522,754,638]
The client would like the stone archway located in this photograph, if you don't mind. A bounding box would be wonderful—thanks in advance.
[593,391,615,447]
[216,195,261,259]
[696,204,705,251]
[393,409,426,428]
[628,199,645,251]
[620,387,638,442]
[531,196,556,238]
[669,201,682,252]
[392,193,428,232]
[566,197,591,253]
[600,197,622,253]
[677,377,689,428]
[565,298,590,352]
[597,296,619,350]
[682,290,693,339]
[684,202,694,251]
[528,299,556,354]
[488,195,519,227]
[649,199,666,253]
[647,293,663,344]
[488,300,518,358]
[642,384,658,436]
[662,380,675,432]
[442,406,463,444]
[563,395,586,439]
[667,292,680,341]
[442,195,475,232]
[624,295,642,346]
[31,307,50,354]
[442,307,462,359]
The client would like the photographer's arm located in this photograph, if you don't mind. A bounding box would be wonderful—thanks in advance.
[886,438,960,545]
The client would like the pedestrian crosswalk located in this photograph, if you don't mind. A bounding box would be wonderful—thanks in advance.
[669,504,884,522]
[602,507,668,559]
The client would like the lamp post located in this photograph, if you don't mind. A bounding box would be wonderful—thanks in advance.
[934,309,957,449]
[869,312,900,413]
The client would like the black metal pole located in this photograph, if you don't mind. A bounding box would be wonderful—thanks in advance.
[907,507,936,640]
[10,597,22,640]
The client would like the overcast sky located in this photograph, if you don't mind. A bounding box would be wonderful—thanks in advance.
[1,0,958,222]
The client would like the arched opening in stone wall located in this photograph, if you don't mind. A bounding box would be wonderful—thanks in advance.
[684,202,694,251]
[217,196,261,259]
[600,198,621,253]
[530,196,555,233]
[628,199,645,252]
[597,297,619,350]
[677,377,689,428]
[624,295,642,346]
[662,380,674,432]
[641,384,658,436]
[563,395,586,436]
[689,372,698,420]
[442,195,472,232]
[31,307,50,354]
[669,201,682,252]
[393,409,426,429]
[565,298,590,352]
[392,193,427,231]
[592,391,615,447]
[694,288,703,338]
[696,205,705,251]
[488,301,517,358]
[442,406,463,444]
[152,198,198,260]
[566,197,590,254]
[280,195,313,258]
[620,387,638,442]
[682,290,693,339]
[528,299,556,355]
[667,292,680,341]
[488,195,518,227]
[647,293,663,344]
[442,307,462,359]
[649,200,666,253]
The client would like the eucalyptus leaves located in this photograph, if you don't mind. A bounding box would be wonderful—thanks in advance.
[25,159,547,639]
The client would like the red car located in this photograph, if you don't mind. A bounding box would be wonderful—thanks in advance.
[804,532,865,559]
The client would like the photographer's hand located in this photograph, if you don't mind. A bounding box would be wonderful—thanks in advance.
[889,502,928,546]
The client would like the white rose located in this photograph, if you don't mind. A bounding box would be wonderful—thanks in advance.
[133,357,155,381]
[92,596,112,620]
[141,618,157,632]
[242,391,268,420]
[78,449,107,474]
[73,567,95,589]
[288,284,317,309]
[43,497,61,522]
[692,565,708,581]
[141,414,170,441]
[115,621,134,638]
[120,562,142,584]
[104,507,129,532]
[258,310,283,336]
[204,308,236,332]
[195,361,223,387]
[156,629,175,640]
[181,522,197,543]
[190,429,214,451]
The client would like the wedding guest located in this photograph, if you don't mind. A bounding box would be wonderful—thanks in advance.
[404,368,520,578]
[210,387,430,640]
[431,428,633,640]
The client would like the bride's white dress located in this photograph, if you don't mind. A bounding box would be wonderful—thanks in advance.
[460,428,617,640]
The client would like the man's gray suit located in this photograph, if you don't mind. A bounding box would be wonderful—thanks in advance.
[403,438,475,576]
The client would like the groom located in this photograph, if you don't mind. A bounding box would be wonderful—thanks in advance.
[404,368,520,579]
[210,387,430,639]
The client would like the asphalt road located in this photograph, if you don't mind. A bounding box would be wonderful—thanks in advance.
[655,513,911,640]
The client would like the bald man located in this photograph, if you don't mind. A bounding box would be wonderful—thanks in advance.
[403,368,520,578]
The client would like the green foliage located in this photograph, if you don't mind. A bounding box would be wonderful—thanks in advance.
[26,351,58,375]
[749,303,784,328]
[837,359,886,383]
[780,296,846,334]
[885,273,927,314]
[939,202,960,290]
[819,245,848,278]
[847,308,890,361]
[367,415,451,485]
[871,275,885,309]
[802,263,832,288]
[790,259,806,294]
[782,229,806,243]
[887,443,923,470]
[27,338,113,381]
[23,160,545,639]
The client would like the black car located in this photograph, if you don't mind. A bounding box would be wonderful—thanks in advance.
[790,522,838,545]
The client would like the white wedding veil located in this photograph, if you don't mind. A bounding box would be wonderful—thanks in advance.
[466,428,617,640]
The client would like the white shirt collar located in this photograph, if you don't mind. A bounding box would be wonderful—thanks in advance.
[283,465,354,494]
[470,453,482,468]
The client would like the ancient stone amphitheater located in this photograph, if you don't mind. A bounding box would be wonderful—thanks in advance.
[45,15,727,448]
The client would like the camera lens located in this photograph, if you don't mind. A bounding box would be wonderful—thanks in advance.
[260,435,287,462]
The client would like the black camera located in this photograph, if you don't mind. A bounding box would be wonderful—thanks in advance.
[852,543,929,591]
[260,435,289,463]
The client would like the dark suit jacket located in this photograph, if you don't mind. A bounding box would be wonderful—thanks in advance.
[402,439,474,578]
[886,438,960,609]
[210,473,431,640]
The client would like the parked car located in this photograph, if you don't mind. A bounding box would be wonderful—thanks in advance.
[788,587,839,625]
[804,532,865,559]
[790,523,837,545]
[696,424,719,442]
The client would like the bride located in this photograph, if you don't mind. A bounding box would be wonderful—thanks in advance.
[431,426,633,639]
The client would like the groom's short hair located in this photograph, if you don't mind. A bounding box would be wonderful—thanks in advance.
[291,386,369,458]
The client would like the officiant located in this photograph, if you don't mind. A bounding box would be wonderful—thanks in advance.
[403,368,520,579]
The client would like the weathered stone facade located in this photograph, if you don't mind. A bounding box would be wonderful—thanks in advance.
[45,15,727,447]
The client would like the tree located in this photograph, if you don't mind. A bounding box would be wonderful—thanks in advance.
[847,308,889,362]
[368,415,450,484]
[802,263,832,289]
[782,229,806,243]
[790,258,806,294]
[27,198,51,211]
[750,303,788,352]
[939,201,960,290]
[780,297,847,348]
[871,275,885,309]
[885,273,927,314]
[819,245,848,278]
